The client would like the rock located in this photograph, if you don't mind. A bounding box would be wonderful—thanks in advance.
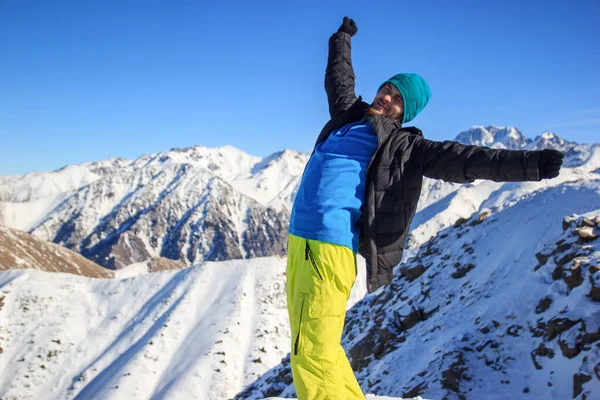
[478,210,490,222]
[536,296,552,314]
[454,217,469,228]
[441,352,468,393]
[545,318,579,341]
[403,382,427,398]
[582,218,595,228]
[469,210,491,226]
[573,373,592,398]
[589,281,600,302]
[563,217,573,231]
[452,264,476,279]
[535,252,550,266]
[551,265,564,281]
[506,325,524,337]
[564,262,584,290]
[558,340,580,359]
[402,264,427,281]
[148,257,186,272]
[530,343,555,370]
[576,226,598,242]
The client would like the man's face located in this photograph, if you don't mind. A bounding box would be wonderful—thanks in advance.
[369,83,404,121]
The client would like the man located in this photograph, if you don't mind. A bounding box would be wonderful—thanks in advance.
[285,17,564,400]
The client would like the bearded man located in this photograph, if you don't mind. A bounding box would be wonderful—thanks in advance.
[285,16,564,400]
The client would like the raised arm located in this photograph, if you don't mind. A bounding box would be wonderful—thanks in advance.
[325,17,359,118]
[415,138,564,183]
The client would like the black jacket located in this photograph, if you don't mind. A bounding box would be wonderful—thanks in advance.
[314,32,541,293]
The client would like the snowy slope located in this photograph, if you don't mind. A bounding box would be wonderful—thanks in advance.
[235,179,600,400]
[0,251,368,400]
[0,257,291,400]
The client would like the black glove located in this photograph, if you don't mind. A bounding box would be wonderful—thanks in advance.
[337,16,358,37]
[538,149,564,179]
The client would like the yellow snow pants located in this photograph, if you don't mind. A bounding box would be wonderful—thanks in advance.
[286,234,365,400]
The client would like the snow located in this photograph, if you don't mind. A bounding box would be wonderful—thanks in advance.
[0,257,295,400]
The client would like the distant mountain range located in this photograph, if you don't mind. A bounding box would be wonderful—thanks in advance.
[0,146,308,269]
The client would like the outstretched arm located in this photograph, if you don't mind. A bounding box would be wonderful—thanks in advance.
[415,138,564,183]
[325,17,359,118]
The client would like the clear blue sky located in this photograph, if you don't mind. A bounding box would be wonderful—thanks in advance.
[1,0,599,176]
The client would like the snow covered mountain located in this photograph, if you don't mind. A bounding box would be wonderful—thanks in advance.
[236,180,600,400]
[454,126,530,150]
[0,147,308,269]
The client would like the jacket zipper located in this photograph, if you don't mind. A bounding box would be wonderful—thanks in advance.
[294,296,305,355]
[305,242,323,280]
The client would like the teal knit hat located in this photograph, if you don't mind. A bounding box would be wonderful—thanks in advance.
[378,73,431,124]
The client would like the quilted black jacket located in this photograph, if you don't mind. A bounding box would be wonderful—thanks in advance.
[313,32,540,293]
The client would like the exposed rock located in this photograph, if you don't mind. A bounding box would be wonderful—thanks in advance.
[506,324,524,337]
[454,217,469,228]
[0,226,113,278]
[581,218,595,228]
[148,257,186,272]
[403,381,427,398]
[544,318,580,341]
[478,210,490,223]
[573,373,592,398]
[536,296,552,314]
[349,326,379,372]
[402,264,427,281]
[469,210,490,226]
[441,352,469,394]
[589,280,600,302]
[576,226,598,242]
[452,263,475,279]
[564,261,584,290]
[535,252,550,266]
[531,343,555,370]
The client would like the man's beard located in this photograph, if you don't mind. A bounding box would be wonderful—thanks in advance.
[367,105,399,120]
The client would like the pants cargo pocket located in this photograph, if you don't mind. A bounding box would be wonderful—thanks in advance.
[301,290,348,357]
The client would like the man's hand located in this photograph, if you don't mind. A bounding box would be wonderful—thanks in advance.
[337,17,358,37]
[538,149,564,179]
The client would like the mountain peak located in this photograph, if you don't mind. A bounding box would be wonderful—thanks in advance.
[454,125,529,149]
